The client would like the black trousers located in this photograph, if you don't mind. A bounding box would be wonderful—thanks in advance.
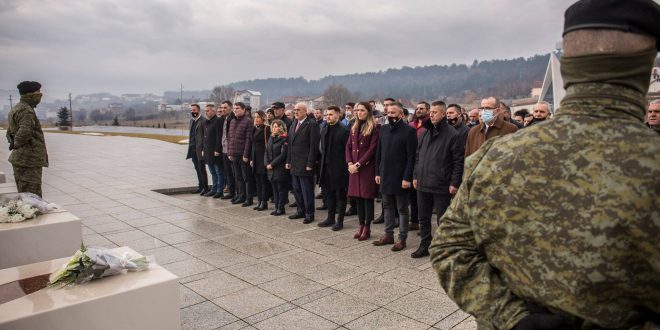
[355,198,374,226]
[231,157,255,200]
[191,153,208,190]
[325,187,347,222]
[271,178,290,210]
[417,191,451,248]
[254,173,269,202]
[409,187,419,223]
[292,175,315,216]
[222,153,235,194]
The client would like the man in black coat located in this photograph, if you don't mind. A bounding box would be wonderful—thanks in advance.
[203,104,224,198]
[373,102,417,252]
[186,104,208,195]
[219,101,235,199]
[286,102,320,224]
[446,104,469,145]
[411,101,465,258]
[317,106,350,230]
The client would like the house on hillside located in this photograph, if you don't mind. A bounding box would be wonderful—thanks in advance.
[233,90,261,110]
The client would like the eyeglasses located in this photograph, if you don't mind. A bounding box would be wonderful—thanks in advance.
[478,107,496,111]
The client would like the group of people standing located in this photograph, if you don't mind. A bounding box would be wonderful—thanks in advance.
[186,95,522,258]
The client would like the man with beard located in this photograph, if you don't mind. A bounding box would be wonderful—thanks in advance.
[501,103,524,129]
[446,104,469,143]
[429,0,660,328]
[218,101,235,199]
[202,104,224,198]
[528,101,552,126]
[186,104,208,195]
[7,81,49,197]
[317,106,350,230]
[467,108,480,129]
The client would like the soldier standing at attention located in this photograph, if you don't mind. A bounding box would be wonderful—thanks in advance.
[7,81,49,197]
[429,0,660,329]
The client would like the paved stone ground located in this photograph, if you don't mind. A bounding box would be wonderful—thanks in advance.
[0,133,477,330]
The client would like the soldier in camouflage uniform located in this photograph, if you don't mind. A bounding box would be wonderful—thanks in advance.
[428,0,660,329]
[6,81,49,197]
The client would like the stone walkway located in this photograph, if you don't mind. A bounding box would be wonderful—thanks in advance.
[0,133,477,330]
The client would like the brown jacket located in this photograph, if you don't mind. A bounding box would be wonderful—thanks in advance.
[464,114,517,157]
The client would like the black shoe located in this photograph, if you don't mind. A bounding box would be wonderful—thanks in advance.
[316,204,328,210]
[289,202,297,208]
[273,208,285,216]
[221,194,234,200]
[192,188,203,194]
[270,210,277,215]
[394,221,399,228]
[331,222,343,231]
[345,207,357,216]
[213,192,223,199]
[232,198,245,205]
[257,202,268,211]
[411,246,430,258]
[303,215,315,224]
[317,218,335,227]
[204,191,216,197]
[315,193,324,199]
[241,200,254,207]
[373,214,384,224]
[288,213,305,220]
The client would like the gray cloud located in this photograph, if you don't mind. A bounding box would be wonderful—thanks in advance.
[0,0,575,98]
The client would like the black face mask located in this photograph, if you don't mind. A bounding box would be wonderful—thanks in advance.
[191,112,199,118]
[387,116,399,125]
[534,117,546,123]
[447,117,458,125]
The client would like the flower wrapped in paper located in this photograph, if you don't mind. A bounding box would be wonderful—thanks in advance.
[49,243,151,287]
[0,192,59,223]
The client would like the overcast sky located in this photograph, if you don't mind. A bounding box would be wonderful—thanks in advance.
[0,0,575,99]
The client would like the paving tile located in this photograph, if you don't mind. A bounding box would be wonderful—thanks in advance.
[290,287,337,306]
[212,287,286,318]
[452,316,477,330]
[176,240,231,257]
[122,237,169,252]
[141,222,186,236]
[124,216,165,227]
[299,260,369,287]
[302,291,378,325]
[185,271,252,300]
[344,308,428,330]
[160,231,204,244]
[384,288,458,326]
[258,274,327,301]
[433,309,472,330]
[180,284,207,308]
[181,301,238,330]
[216,320,250,330]
[104,229,152,244]
[164,258,216,278]
[87,221,133,234]
[253,308,337,330]
[265,251,333,274]
[242,303,297,325]
[198,249,257,269]
[339,278,418,307]
[224,262,292,285]
[142,246,191,265]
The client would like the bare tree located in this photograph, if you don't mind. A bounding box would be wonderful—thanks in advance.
[209,85,235,104]
[323,83,355,107]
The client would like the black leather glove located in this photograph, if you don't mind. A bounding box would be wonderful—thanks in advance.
[513,313,573,330]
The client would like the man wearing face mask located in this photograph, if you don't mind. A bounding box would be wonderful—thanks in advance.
[7,81,49,197]
[446,104,469,144]
[186,104,208,195]
[373,102,417,251]
[528,101,552,126]
[464,96,518,157]
[429,0,660,328]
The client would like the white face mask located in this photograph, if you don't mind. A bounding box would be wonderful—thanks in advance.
[345,110,352,117]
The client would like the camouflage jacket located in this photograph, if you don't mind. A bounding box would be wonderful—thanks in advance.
[6,100,49,167]
[429,83,659,330]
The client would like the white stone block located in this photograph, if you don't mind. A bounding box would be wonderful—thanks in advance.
[0,247,180,330]
[0,211,82,269]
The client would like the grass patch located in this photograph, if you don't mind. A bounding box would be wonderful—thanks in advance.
[45,130,186,144]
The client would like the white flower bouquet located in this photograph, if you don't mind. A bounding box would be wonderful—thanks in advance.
[0,192,59,223]
[49,243,151,287]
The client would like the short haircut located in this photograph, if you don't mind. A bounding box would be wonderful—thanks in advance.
[524,113,534,118]
[191,104,200,110]
[447,103,461,111]
[417,101,430,110]
[205,104,214,108]
[221,101,232,107]
[389,101,404,110]
[235,102,246,109]
[514,109,530,117]
[431,100,447,109]
[326,105,341,112]
[650,99,660,106]
[369,100,376,104]
[345,102,355,108]
[403,108,409,116]
[384,97,396,103]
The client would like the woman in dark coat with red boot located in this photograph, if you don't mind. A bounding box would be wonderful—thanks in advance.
[346,102,380,241]
[265,119,290,216]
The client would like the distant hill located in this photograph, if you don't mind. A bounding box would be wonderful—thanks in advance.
[227,54,551,103]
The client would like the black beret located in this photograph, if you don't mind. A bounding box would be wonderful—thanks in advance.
[17,81,42,95]
[563,0,660,50]
[271,102,285,109]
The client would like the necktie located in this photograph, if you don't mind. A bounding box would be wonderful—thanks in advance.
[295,121,301,133]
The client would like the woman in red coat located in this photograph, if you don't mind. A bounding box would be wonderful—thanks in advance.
[346,101,380,241]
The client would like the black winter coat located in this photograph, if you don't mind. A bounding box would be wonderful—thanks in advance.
[318,123,349,190]
[203,115,223,165]
[413,118,465,194]
[286,118,320,176]
[265,135,290,182]
[186,117,205,160]
[376,119,417,195]
[250,125,270,175]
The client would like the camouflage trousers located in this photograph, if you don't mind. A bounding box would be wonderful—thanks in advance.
[13,166,43,197]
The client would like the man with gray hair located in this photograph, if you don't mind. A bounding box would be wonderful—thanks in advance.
[528,101,552,126]
[464,96,518,157]
[647,99,660,133]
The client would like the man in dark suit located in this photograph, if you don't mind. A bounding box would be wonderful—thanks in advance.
[286,102,320,224]
[186,104,208,195]
[317,106,349,230]
[203,104,224,198]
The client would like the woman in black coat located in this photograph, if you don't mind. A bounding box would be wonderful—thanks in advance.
[250,111,271,211]
[265,119,290,216]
